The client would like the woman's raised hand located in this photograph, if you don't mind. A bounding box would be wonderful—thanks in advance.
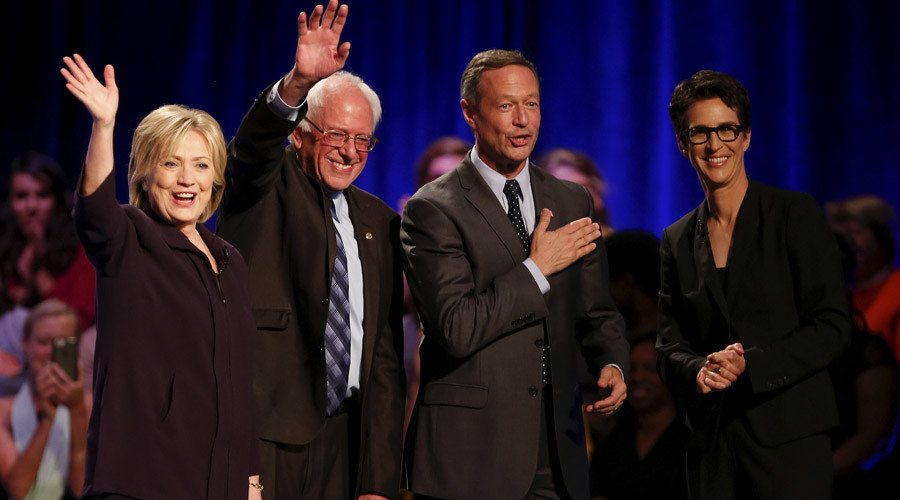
[61,54,118,128]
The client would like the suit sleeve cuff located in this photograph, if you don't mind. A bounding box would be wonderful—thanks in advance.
[524,258,550,294]
[266,78,305,121]
[605,363,625,383]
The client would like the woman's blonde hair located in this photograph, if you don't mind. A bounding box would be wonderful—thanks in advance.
[128,104,227,223]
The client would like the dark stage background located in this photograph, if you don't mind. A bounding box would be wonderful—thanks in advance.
[3,0,899,238]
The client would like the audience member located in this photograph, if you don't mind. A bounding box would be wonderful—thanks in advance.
[0,152,95,330]
[828,195,900,360]
[0,299,88,500]
[605,230,660,339]
[830,233,900,499]
[590,333,687,500]
[536,148,612,235]
[0,305,28,397]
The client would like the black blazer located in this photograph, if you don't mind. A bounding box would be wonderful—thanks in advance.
[216,82,405,498]
[657,179,851,448]
[75,173,257,499]
[400,156,628,500]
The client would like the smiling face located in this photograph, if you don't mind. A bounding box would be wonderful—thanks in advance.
[462,64,540,177]
[627,341,672,415]
[143,130,215,234]
[292,86,374,195]
[10,173,55,239]
[679,97,751,192]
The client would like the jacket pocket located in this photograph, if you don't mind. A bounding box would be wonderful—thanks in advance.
[253,307,291,331]
[421,382,489,409]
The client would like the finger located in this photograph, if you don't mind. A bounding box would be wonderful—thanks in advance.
[308,4,325,28]
[322,0,338,28]
[60,68,82,92]
[574,242,597,260]
[336,41,351,64]
[73,53,98,83]
[62,56,86,83]
[534,208,552,236]
[728,343,745,356]
[103,64,117,91]
[332,3,349,33]
[564,217,593,234]
[297,12,308,36]
[577,223,601,244]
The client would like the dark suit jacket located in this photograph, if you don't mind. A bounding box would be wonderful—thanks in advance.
[657,179,851,448]
[216,82,405,498]
[400,155,628,500]
[75,173,257,500]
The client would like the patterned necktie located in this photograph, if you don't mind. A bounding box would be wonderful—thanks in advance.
[503,179,530,254]
[324,201,351,414]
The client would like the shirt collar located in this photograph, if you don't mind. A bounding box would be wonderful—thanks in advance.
[470,145,532,202]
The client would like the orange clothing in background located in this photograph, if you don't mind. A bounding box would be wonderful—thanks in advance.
[854,268,900,360]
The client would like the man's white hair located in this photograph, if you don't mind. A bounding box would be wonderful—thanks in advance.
[297,71,382,133]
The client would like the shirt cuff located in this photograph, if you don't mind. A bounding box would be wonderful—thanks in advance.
[266,78,305,121]
[605,363,625,383]
[523,258,550,294]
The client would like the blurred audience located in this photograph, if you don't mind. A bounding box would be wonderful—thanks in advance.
[828,195,900,360]
[0,152,95,330]
[590,333,687,500]
[401,136,471,432]
[536,148,612,235]
[830,232,900,499]
[0,305,29,398]
[605,230,660,339]
[0,299,88,500]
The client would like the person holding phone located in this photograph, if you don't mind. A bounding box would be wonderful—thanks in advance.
[0,299,88,500]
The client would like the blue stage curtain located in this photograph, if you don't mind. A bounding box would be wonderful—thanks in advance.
[3,0,899,237]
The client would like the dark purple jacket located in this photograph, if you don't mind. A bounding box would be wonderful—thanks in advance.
[74,172,257,499]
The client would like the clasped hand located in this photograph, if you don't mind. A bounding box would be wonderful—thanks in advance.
[696,342,745,394]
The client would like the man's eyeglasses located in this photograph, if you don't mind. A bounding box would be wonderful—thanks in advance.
[303,117,379,152]
[682,124,747,145]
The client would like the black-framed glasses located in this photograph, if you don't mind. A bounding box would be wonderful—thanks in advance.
[303,117,379,152]
[682,124,746,145]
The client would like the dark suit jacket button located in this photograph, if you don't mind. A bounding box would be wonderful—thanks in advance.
[528,386,538,396]
[321,297,329,306]
[535,339,543,348]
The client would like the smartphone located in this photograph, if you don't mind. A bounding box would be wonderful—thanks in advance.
[52,336,79,380]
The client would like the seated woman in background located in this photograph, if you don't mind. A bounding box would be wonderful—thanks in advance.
[62,53,259,499]
[0,152,95,330]
[828,195,900,360]
[0,153,95,399]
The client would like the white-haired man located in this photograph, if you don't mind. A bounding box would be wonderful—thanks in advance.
[216,2,404,499]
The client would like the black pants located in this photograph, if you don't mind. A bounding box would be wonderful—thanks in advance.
[688,416,831,500]
[258,402,361,500]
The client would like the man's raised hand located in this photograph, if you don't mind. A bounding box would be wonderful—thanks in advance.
[285,0,351,97]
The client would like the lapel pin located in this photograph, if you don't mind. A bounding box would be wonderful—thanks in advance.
[365,232,373,240]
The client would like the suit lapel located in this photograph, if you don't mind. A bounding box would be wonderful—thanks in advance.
[529,167,558,232]
[693,202,730,322]
[345,187,378,389]
[457,156,528,263]
[725,180,759,306]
